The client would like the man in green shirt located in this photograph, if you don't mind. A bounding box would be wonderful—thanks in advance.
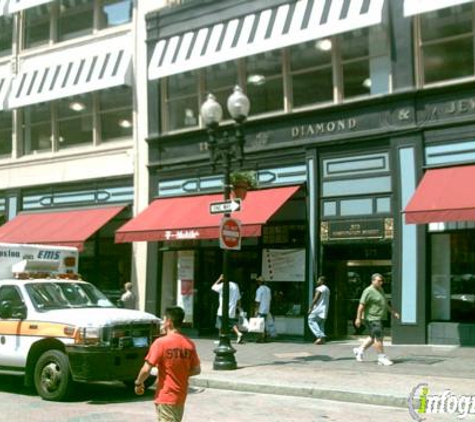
[353,273,400,366]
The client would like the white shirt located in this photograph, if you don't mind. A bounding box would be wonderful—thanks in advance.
[212,281,241,318]
[311,285,330,319]
[255,284,271,314]
[121,291,136,309]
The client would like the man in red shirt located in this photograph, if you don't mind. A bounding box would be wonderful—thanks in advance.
[134,306,201,422]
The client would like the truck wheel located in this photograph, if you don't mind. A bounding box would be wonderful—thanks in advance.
[34,350,73,401]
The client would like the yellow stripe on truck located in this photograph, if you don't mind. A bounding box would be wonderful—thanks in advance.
[0,320,76,338]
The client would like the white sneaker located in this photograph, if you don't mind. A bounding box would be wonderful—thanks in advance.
[353,347,364,362]
[237,333,243,344]
[377,355,394,366]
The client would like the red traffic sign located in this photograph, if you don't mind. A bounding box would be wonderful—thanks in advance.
[219,217,241,250]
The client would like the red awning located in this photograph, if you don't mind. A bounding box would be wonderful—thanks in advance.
[115,185,300,243]
[0,205,126,251]
[405,165,475,224]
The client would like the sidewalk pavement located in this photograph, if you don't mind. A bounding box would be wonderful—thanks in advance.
[189,336,475,409]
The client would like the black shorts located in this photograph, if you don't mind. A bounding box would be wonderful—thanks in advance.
[365,320,384,341]
[216,316,238,331]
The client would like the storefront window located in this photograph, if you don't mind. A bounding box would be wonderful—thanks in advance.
[431,232,475,323]
[22,103,52,154]
[98,86,133,142]
[58,0,94,41]
[290,40,333,108]
[246,50,283,115]
[24,5,51,49]
[99,0,133,29]
[0,111,12,156]
[57,94,93,149]
[0,16,13,56]
[164,71,198,131]
[419,4,473,85]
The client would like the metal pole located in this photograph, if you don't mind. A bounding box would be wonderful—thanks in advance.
[213,146,237,370]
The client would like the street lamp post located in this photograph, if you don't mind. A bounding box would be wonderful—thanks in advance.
[200,86,250,370]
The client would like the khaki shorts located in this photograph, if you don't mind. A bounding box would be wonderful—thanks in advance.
[155,403,184,422]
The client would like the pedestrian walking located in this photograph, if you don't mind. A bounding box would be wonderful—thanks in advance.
[254,275,272,342]
[134,306,201,422]
[120,282,136,309]
[353,273,400,366]
[212,274,244,344]
[308,276,330,344]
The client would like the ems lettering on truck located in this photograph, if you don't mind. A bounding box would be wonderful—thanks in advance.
[0,242,161,401]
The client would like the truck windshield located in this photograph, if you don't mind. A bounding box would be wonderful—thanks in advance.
[26,282,114,310]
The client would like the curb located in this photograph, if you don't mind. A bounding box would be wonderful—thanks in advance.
[190,377,408,409]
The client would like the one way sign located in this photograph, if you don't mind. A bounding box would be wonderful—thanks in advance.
[209,199,241,214]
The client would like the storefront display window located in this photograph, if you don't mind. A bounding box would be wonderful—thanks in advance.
[431,232,475,323]
[419,4,474,85]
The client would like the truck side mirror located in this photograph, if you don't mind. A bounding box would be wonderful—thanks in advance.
[0,300,13,319]
[0,301,27,320]
[12,303,27,320]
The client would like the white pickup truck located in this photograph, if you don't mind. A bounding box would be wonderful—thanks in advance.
[0,243,160,401]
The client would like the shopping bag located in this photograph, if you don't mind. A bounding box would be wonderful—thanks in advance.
[247,317,265,333]
[238,312,249,332]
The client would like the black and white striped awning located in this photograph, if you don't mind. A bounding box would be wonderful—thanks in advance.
[9,34,132,109]
[0,65,12,111]
[0,0,8,16]
[148,0,386,80]
[404,0,473,16]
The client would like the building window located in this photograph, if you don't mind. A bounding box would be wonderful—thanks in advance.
[0,111,12,156]
[205,61,238,121]
[418,4,474,85]
[290,39,333,108]
[22,103,52,154]
[24,5,52,49]
[22,1,132,51]
[160,28,390,134]
[431,232,475,323]
[57,94,93,149]
[164,71,198,132]
[98,86,133,142]
[246,50,284,116]
[58,0,94,42]
[99,0,133,29]
[0,16,13,56]
[21,87,132,155]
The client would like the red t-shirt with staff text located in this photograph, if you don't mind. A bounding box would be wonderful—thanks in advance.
[145,332,200,405]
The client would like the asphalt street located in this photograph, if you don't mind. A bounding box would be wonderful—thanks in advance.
[0,375,412,422]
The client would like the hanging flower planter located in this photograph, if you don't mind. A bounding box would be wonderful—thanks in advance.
[230,171,257,200]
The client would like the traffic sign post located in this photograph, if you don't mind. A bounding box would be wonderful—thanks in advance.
[209,198,241,214]
[219,217,241,250]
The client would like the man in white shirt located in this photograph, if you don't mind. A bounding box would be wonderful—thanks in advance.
[308,276,330,344]
[254,276,272,343]
[212,274,244,344]
[120,282,136,309]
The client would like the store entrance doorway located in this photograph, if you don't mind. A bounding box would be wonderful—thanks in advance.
[322,243,392,339]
